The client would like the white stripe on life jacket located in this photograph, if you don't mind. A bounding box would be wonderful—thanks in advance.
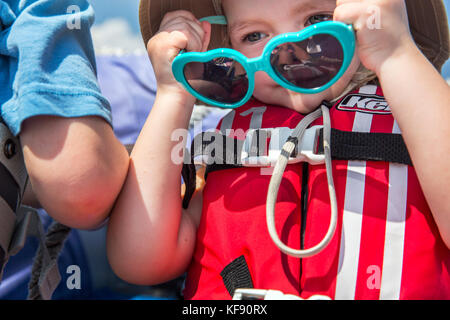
[379,120,407,300]
[240,107,267,130]
[335,85,376,299]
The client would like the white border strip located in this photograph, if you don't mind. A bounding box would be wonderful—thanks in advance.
[379,120,408,300]
[335,85,376,299]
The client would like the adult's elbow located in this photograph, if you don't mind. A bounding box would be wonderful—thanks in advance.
[20,116,130,229]
[31,160,128,229]
[57,174,121,229]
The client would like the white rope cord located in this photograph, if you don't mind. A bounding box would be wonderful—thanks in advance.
[266,105,338,258]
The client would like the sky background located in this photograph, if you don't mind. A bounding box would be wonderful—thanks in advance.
[88,0,450,80]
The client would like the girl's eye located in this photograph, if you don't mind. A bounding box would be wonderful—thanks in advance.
[306,14,333,26]
[243,32,266,43]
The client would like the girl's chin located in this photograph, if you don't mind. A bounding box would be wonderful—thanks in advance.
[253,88,329,114]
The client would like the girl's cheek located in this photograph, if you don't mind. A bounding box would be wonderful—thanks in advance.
[339,50,362,85]
[231,40,267,59]
[253,72,276,92]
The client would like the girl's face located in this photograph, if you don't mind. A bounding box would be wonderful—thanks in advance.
[222,0,361,113]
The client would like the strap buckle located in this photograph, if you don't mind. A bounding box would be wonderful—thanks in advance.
[241,125,325,167]
[232,288,331,300]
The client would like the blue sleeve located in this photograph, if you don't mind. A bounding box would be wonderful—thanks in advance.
[0,0,112,136]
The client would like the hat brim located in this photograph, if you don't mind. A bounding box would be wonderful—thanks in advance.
[139,0,227,51]
[406,0,449,71]
[139,0,450,71]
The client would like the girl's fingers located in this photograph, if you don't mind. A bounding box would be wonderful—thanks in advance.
[336,0,361,6]
[163,16,205,41]
[160,10,201,30]
[183,23,204,52]
[148,30,186,61]
[159,11,209,52]
[333,2,366,30]
[166,23,203,52]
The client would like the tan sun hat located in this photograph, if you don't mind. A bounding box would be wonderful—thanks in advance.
[139,0,229,50]
[139,0,450,71]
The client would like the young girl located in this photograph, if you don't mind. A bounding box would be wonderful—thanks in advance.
[107,0,450,299]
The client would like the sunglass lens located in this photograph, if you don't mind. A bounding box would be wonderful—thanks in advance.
[270,34,344,89]
[184,58,248,105]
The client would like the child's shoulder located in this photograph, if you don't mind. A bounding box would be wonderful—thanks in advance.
[331,84,399,134]
[333,85,390,116]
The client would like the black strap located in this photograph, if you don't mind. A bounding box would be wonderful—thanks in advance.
[182,132,247,209]
[202,128,412,173]
[317,128,412,166]
[0,246,5,277]
[191,130,264,181]
[192,131,246,166]
[182,128,412,209]
[0,161,20,212]
[181,148,196,210]
[220,255,254,297]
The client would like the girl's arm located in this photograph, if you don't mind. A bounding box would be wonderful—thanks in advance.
[106,11,211,285]
[335,0,450,247]
[107,90,200,285]
[377,43,450,248]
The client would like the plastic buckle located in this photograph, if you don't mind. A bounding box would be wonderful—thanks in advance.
[232,289,302,300]
[241,125,325,167]
[232,288,333,300]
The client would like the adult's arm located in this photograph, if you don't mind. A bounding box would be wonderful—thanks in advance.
[21,115,129,230]
[0,0,129,228]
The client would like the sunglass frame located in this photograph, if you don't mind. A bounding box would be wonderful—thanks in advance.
[172,20,355,109]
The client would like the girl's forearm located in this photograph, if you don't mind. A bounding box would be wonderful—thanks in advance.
[107,89,198,284]
[377,42,450,247]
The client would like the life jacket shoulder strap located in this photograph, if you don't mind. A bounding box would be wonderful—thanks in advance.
[0,120,26,277]
[317,128,412,165]
[0,121,70,300]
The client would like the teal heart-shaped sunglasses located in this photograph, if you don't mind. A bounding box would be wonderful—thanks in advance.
[172,16,355,109]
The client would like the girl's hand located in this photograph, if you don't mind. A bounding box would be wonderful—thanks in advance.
[334,0,415,75]
[147,10,211,97]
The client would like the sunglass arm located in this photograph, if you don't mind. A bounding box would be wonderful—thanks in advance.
[199,15,228,25]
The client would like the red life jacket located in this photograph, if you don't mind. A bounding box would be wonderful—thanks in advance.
[183,85,450,300]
